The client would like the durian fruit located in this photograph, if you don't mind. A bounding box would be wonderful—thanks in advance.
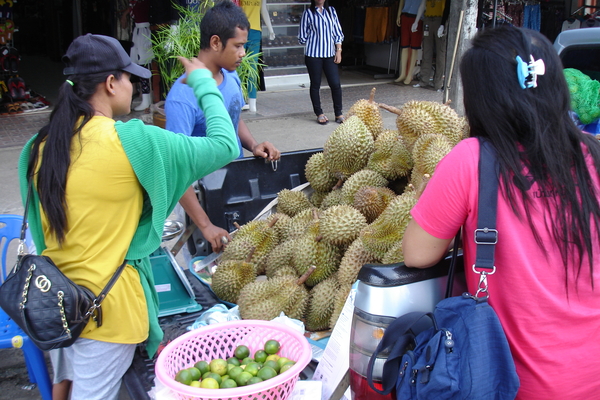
[266,212,291,241]
[283,207,320,240]
[360,191,417,259]
[310,190,328,208]
[323,116,375,179]
[412,133,453,175]
[347,87,384,140]
[367,129,413,180]
[237,266,314,321]
[271,266,298,278]
[381,240,404,264]
[320,187,345,210]
[341,169,388,205]
[411,100,463,145]
[292,232,341,287]
[337,238,377,287]
[221,237,255,263]
[353,186,396,223]
[277,189,312,217]
[265,239,297,278]
[211,252,257,303]
[409,170,431,197]
[230,218,280,275]
[380,102,434,148]
[329,283,352,329]
[320,205,367,247]
[305,275,339,332]
[305,152,338,193]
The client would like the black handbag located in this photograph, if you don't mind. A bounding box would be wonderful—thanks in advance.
[0,182,127,351]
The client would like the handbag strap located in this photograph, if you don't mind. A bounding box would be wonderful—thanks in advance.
[473,138,500,297]
[20,178,127,307]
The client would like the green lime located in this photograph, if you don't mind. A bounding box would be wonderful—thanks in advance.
[257,365,278,381]
[228,366,244,381]
[265,354,280,362]
[205,372,222,385]
[221,374,229,381]
[276,357,291,369]
[263,360,280,373]
[253,349,268,363]
[280,362,295,374]
[194,360,210,375]
[241,356,255,365]
[187,367,201,381]
[202,371,212,379]
[210,358,228,376]
[244,362,260,377]
[190,380,201,388]
[220,378,238,388]
[235,371,253,386]
[247,376,263,385]
[200,377,219,389]
[264,340,281,355]
[227,356,241,366]
[174,369,193,385]
[234,345,250,360]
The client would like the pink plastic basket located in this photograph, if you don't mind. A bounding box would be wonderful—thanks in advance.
[155,320,312,400]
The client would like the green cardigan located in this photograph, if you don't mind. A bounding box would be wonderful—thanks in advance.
[18,68,239,357]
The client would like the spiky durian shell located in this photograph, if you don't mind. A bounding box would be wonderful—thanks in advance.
[412,133,453,175]
[329,284,352,329]
[337,238,377,287]
[271,266,298,278]
[320,188,345,210]
[341,169,388,205]
[211,260,257,303]
[306,275,340,331]
[265,239,297,278]
[347,88,383,139]
[277,189,312,217]
[411,101,463,145]
[266,213,291,242]
[310,190,328,208]
[367,130,413,180]
[381,240,405,264]
[233,220,269,241]
[237,279,280,320]
[305,152,338,192]
[292,234,341,287]
[283,207,319,240]
[221,238,255,262]
[323,116,374,179]
[353,186,397,223]
[320,205,368,247]
[396,104,436,148]
[360,191,417,259]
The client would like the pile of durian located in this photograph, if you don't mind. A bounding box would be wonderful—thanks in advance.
[211,88,468,332]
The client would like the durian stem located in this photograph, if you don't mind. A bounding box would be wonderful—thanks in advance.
[267,215,279,228]
[369,87,376,103]
[333,179,344,190]
[378,103,402,115]
[245,247,256,262]
[297,265,316,285]
[233,222,242,230]
[315,235,323,242]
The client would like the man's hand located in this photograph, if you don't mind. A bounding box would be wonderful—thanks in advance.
[200,223,232,253]
[252,141,281,161]
[437,25,445,38]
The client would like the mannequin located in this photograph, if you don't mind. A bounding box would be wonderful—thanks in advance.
[395,0,425,85]
[413,0,450,91]
[240,0,275,113]
[123,0,153,111]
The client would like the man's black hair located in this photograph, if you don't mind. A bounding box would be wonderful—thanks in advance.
[200,0,250,50]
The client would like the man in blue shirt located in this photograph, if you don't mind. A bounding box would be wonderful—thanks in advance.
[166,0,280,253]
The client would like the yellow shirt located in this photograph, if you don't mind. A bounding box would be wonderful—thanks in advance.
[40,116,148,344]
[425,0,445,18]
[240,0,262,31]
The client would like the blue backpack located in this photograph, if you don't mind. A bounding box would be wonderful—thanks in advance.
[367,140,520,399]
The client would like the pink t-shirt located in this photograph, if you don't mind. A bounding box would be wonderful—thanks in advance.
[411,137,600,399]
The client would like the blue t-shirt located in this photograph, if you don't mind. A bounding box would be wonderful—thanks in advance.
[165,68,245,158]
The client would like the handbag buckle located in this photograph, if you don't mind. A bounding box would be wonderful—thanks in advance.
[474,228,498,244]
[471,265,496,299]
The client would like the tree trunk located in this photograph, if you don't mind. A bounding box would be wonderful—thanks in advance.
[443,0,478,117]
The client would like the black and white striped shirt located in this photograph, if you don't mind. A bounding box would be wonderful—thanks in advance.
[298,6,344,58]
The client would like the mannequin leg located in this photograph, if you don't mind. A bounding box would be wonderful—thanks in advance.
[245,29,261,113]
[395,47,409,83]
[403,49,419,85]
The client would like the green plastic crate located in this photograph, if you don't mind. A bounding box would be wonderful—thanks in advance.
[149,247,202,317]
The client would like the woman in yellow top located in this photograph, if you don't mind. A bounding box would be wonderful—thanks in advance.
[18,34,239,399]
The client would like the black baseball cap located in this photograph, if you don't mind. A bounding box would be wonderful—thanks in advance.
[63,33,152,79]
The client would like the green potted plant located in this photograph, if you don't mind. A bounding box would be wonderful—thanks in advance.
[151,1,261,127]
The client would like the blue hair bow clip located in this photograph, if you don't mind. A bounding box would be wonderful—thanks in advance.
[516,55,545,89]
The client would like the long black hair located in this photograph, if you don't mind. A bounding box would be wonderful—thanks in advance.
[309,0,331,15]
[460,26,600,289]
[27,71,123,245]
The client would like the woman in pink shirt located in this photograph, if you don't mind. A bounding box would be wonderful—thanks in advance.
[403,26,600,399]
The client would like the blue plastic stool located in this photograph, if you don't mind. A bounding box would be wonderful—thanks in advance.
[0,214,52,400]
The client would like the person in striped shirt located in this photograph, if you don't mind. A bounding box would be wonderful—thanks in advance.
[298,0,345,125]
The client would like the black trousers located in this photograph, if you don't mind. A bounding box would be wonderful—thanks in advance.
[305,56,343,117]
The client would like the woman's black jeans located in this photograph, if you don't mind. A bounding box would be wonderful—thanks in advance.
[305,55,343,117]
